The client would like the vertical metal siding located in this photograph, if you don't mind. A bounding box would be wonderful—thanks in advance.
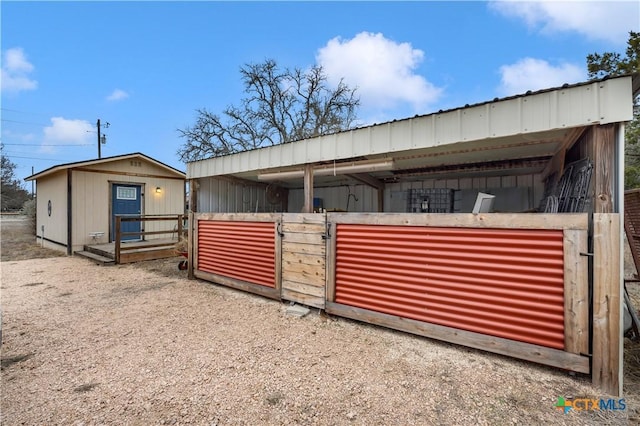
[198,220,275,287]
[334,224,565,349]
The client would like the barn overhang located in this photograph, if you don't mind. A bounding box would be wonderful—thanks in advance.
[186,74,638,397]
[187,75,634,189]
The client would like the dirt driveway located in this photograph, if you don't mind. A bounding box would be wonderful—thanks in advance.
[1,216,638,425]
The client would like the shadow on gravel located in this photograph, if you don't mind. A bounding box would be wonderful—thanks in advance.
[1,353,34,369]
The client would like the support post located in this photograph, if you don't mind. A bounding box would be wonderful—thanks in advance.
[303,164,314,213]
[188,211,195,279]
[187,179,198,279]
[592,125,616,214]
[592,213,622,396]
[115,216,121,264]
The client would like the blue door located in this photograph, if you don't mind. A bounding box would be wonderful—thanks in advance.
[111,184,142,241]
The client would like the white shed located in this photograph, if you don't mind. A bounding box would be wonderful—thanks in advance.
[25,152,186,254]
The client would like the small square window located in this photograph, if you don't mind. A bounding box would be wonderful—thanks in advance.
[117,187,137,200]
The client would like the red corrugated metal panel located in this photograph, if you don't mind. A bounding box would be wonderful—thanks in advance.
[334,224,565,349]
[198,220,275,287]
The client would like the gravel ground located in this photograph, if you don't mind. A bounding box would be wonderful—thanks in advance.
[1,216,638,425]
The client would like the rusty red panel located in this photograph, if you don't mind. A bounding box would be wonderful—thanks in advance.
[334,224,565,349]
[198,220,275,287]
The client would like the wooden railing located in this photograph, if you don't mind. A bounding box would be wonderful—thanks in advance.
[114,214,186,264]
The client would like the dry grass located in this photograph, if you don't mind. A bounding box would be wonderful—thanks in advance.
[0,215,64,261]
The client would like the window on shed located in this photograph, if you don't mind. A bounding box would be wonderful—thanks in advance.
[116,186,137,200]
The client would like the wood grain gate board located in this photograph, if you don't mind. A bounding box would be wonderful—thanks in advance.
[281,213,326,308]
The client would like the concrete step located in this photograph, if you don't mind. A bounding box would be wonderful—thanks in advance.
[75,251,116,266]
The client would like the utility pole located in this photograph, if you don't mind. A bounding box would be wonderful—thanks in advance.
[96,119,109,158]
[97,119,102,159]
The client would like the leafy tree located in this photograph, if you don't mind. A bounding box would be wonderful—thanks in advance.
[1,145,30,211]
[587,31,640,189]
[177,59,359,162]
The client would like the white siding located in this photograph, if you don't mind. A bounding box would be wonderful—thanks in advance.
[71,170,184,251]
[197,173,545,215]
[288,185,377,213]
[384,173,544,213]
[197,177,283,213]
[35,171,68,251]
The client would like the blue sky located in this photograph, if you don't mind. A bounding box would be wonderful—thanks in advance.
[2,1,638,186]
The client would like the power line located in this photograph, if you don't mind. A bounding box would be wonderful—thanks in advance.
[1,154,67,162]
[1,118,50,126]
[1,107,50,116]
[2,143,92,146]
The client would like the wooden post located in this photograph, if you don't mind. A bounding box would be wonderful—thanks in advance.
[187,211,195,279]
[189,179,198,214]
[563,229,589,356]
[274,217,283,295]
[187,179,198,279]
[303,164,313,213]
[592,125,616,214]
[325,217,337,303]
[592,213,622,396]
[115,216,121,264]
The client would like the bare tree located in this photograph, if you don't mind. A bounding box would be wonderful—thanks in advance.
[177,60,359,162]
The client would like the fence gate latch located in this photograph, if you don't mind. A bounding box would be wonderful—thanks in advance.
[580,252,594,257]
[322,223,332,240]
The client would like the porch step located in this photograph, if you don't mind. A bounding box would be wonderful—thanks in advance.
[75,251,116,266]
[83,244,115,259]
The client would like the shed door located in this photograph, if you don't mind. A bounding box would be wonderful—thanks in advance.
[111,184,142,241]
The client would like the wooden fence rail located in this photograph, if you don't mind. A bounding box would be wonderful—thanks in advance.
[115,214,186,264]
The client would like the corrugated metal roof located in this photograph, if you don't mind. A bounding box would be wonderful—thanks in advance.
[25,152,186,181]
[187,75,634,181]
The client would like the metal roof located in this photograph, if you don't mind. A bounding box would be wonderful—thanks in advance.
[187,75,635,187]
[25,152,185,181]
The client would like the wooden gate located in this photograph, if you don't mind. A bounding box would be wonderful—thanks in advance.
[280,213,327,308]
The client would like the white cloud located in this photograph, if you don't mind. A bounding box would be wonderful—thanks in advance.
[106,89,129,101]
[498,57,586,96]
[41,117,93,152]
[489,0,638,45]
[1,47,38,94]
[316,32,443,118]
